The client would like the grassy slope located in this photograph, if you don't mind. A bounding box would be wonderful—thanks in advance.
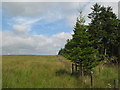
[2,55,119,88]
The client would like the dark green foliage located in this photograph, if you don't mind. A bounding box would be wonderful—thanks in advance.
[88,3,120,58]
[58,12,101,73]
[58,3,120,75]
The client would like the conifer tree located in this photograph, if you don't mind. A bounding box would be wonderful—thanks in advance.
[59,12,101,74]
[88,3,120,59]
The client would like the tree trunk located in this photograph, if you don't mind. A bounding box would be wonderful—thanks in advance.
[75,64,77,72]
[72,63,74,74]
[79,64,82,76]
[90,71,94,88]
[81,66,84,85]
[112,45,114,56]
[114,80,118,88]
[105,48,107,55]
[79,63,84,82]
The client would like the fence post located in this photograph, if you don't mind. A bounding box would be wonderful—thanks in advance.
[90,71,94,88]
[114,80,118,88]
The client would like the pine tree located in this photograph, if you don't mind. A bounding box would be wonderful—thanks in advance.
[59,12,101,75]
[88,3,120,60]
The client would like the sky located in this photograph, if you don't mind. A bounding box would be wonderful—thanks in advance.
[0,0,119,55]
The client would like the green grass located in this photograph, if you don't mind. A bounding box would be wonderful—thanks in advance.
[93,65,118,88]
[2,55,119,88]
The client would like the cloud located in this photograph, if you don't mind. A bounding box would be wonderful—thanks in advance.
[118,1,120,19]
[1,30,72,55]
[11,17,42,32]
[2,0,119,29]
[13,25,28,32]
[1,2,89,27]
[1,2,119,55]
[3,2,118,27]
[13,17,41,25]
[3,2,55,16]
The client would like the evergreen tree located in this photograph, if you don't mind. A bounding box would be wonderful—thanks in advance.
[88,3,120,59]
[59,12,101,74]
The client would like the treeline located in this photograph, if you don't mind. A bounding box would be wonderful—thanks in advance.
[58,3,120,75]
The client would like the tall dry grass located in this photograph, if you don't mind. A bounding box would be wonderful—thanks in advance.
[2,55,119,88]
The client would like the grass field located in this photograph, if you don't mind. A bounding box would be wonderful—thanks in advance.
[2,55,119,88]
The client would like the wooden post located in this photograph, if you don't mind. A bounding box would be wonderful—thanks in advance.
[114,80,118,88]
[72,63,74,74]
[90,71,94,88]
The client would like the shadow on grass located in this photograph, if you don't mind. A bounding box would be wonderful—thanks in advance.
[55,69,79,78]
[55,69,71,76]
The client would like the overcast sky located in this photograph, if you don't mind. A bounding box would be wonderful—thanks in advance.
[0,0,119,55]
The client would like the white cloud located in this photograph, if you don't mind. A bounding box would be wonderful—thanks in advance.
[118,1,120,19]
[52,32,72,39]
[3,2,118,27]
[13,17,41,25]
[1,2,119,55]
[3,2,55,16]
[13,25,28,32]
[12,17,42,32]
[1,30,72,55]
